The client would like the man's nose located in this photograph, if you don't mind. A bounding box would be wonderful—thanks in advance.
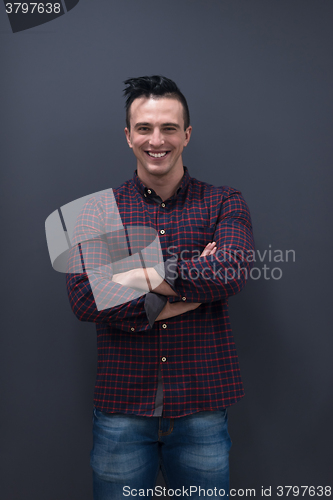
[149,128,164,147]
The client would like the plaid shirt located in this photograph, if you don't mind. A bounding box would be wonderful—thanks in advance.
[66,167,255,418]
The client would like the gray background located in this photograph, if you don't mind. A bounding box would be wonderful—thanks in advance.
[1,1,332,499]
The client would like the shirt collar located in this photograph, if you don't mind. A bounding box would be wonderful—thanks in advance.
[132,166,191,200]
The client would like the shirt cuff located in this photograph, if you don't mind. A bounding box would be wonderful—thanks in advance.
[156,256,178,291]
[144,257,179,328]
[144,292,168,328]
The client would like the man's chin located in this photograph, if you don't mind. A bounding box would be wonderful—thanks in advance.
[142,163,173,176]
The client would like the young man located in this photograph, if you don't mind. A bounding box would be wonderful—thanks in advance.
[66,76,255,499]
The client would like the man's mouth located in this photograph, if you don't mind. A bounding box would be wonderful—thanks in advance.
[145,151,170,158]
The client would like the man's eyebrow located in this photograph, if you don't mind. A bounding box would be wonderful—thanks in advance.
[134,122,181,129]
[134,122,150,128]
[162,123,181,128]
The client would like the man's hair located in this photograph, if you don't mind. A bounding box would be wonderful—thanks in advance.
[123,75,190,131]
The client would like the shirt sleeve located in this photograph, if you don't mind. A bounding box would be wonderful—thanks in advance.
[172,189,255,303]
[66,195,154,333]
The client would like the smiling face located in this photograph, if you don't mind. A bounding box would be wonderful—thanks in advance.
[124,97,192,183]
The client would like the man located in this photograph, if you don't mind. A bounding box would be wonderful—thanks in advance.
[66,75,255,499]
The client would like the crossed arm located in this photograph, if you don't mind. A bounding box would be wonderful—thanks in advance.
[112,242,217,321]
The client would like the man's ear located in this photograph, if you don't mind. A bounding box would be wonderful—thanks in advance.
[184,125,192,147]
[124,127,133,148]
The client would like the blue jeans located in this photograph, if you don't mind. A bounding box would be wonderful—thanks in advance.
[90,408,231,499]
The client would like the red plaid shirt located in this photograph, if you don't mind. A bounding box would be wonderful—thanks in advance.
[66,167,255,417]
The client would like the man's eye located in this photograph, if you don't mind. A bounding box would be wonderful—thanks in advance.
[138,127,149,131]
[164,127,176,131]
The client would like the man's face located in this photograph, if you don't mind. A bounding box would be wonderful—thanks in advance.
[124,97,192,179]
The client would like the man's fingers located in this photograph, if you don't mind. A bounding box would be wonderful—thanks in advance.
[201,242,217,256]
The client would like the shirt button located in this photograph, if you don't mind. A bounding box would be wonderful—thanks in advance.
[182,297,186,301]
[160,229,165,235]
[161,203,166,208]
[162,323,167,329]
[161,356,167,362]
[147,189,152,194]
[130,327,135,331]
[144,193,147,197]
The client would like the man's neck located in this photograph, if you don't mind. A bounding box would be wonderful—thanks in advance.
[137,166,185,202]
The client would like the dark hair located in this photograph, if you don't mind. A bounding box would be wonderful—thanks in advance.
[123,75,190,130]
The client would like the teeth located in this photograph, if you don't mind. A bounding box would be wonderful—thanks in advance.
[148,152,167,158]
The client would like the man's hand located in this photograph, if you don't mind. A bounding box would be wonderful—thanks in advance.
[112,241,217,301]
[155,241,217,321]
[155,299,202,321]
[112,267,178,295]
[200,241,216,257]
